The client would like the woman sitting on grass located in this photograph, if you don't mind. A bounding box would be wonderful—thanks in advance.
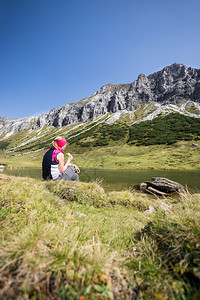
[42,136,80,181]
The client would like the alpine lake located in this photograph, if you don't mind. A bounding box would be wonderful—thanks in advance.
[2,167,200,193]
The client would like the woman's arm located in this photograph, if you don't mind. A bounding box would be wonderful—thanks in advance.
[57,152,73,173]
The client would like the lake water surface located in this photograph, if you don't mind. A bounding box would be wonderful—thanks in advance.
[2,168,200,192]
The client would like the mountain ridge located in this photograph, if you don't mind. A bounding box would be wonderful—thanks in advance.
[1,63,200,137]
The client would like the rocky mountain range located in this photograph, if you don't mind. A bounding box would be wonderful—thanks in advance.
[1,63,200,137]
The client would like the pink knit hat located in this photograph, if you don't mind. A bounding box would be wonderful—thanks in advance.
[56,138,67,148]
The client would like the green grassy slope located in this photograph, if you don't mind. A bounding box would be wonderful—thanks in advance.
[1,142,200,171]
[2,113,200,151]
[1,113,200,170]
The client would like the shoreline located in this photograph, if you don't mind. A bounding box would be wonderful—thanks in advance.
[2,165,200,171]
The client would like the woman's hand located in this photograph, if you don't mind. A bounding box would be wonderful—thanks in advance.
[68,162,80,173]
[73,164,80,173]
[67,154,73,163]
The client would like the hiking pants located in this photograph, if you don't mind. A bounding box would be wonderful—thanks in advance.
[57,166,79,182]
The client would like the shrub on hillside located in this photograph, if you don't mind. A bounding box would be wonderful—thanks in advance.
[128,113,200,145]
[0,141,10,150]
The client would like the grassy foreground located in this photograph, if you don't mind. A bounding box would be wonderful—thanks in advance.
[1,141,200,170]
[0,174,200,299]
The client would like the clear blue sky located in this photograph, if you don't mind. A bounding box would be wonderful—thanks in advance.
[1,0,200,118]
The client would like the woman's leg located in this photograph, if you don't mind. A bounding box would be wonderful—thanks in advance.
[59,166,79,181]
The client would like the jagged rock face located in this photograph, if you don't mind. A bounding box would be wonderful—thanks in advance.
[0,116,36,136]
[39,63,200,127]
[148,64,200,103]
[1,63,200,135]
